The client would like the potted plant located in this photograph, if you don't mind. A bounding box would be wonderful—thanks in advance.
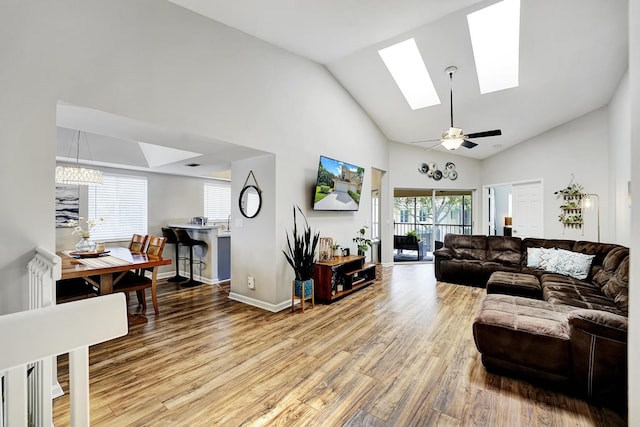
[332,243,341,258]
[353,225,372,257]
[406,229,421,242]
[283,205,320,299]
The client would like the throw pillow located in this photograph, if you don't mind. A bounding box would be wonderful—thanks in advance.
[526,247,542,267]
[550,249,596,280]
[538,247,559,271]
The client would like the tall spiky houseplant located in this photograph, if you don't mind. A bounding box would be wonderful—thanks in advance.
[283,205,320,281]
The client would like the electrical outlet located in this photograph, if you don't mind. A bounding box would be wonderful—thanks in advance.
[247,276,255,290]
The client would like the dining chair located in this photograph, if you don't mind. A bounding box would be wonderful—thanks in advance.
[128,234,149,253]
[115,235,167,315]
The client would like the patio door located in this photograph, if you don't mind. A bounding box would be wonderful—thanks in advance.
[393,189,473,260]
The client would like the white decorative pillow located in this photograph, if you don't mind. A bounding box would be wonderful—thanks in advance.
[526,247,543,267]
[538,247,559,271]
[549,249,596,280]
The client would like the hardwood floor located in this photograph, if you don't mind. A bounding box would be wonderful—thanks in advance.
[53,264,625,426]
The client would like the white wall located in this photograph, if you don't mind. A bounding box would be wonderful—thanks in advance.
[628,0,639,423]
[0,0,389,314]
[230,154,279,308]
[608,72,631,246]
[482,107,610,243]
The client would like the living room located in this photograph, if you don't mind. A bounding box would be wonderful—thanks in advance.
[1,0,638,424]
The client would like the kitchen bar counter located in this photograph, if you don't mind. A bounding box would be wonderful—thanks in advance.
[168,224,230,284]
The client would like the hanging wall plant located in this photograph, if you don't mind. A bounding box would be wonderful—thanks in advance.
[555,175,585,230]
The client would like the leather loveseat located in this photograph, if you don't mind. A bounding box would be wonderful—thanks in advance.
[435,234,629,409]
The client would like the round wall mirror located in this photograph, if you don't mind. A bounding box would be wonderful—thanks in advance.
[239,185,262,218]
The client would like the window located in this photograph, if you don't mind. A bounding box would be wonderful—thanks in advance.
[88,174,148,241]
[378,38,440,110]
[467,0,520,94]
[371,189,380,240]
[400,210,410,223]
[204,181,231,221]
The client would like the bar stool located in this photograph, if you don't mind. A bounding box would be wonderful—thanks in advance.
[162,227,187,283]
[174,228,207,288]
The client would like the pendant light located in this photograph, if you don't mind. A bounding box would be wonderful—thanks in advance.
[55,130,103,185]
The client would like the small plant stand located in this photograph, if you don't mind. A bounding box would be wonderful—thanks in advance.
[291,279,314,313]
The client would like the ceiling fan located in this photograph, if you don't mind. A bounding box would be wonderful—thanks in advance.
[412,66,502,151]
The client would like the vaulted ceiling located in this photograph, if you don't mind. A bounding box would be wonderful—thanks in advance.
[169,0,629,159]
[57,1,629,176]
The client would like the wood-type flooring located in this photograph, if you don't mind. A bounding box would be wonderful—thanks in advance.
[53,264,626,426]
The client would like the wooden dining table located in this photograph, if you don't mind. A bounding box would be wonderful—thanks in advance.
[58,247,171,296]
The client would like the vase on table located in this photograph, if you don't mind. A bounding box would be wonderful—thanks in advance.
[75,236,97,253]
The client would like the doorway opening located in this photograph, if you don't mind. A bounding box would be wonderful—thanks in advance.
[484,180,543,239]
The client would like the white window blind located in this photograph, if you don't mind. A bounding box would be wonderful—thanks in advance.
[88,174,148,241]
[204,181,231,221]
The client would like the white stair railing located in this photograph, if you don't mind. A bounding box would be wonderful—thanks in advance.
[26,247,63,426]
[0,293,128,426]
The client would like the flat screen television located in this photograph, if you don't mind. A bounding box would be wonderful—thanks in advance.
[313,155,364,211]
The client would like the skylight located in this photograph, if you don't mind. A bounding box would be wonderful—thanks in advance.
[467,0,520,94]
[378,38,440,110]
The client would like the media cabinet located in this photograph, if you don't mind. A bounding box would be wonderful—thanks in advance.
[312,255,376,302]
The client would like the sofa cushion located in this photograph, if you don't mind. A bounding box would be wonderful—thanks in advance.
[593,246,629,288]
[437,259,486,286]
[601,256,629,315]
[487,271,542,299]
[542,281,624,315]
[487,236,522,266]
[443,234,487,261]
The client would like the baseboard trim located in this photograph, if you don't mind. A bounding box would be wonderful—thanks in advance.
[155,270,229,286]
[228,292,291,312]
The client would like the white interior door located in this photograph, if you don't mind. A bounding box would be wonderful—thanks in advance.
[511,182,543,238]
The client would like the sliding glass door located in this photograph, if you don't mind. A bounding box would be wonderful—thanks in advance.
[394,189,473,259]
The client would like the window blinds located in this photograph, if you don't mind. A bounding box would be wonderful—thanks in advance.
[88,174,148,241]
[204,181,231,221]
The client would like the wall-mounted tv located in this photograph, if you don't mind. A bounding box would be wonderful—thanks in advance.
[313,155,365,211]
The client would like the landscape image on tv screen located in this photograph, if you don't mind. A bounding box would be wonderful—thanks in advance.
[313,156,365,211]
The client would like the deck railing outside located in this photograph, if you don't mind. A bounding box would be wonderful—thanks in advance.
[394,222,472,252]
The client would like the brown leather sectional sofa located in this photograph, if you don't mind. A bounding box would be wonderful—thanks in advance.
[434,234,629,410]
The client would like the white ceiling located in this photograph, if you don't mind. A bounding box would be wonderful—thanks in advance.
[56,103,269,179]
[57,0,629,174]
[169,0,629,159]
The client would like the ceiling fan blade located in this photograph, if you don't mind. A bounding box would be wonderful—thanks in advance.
[423,141,444,151]
[465,129,502,139]
[461,139,478,149]
[409,137,441,144]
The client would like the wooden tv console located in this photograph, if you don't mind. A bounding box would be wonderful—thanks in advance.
[312,255,376,303]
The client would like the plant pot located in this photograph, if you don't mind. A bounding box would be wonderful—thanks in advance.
[294,279,313,298]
